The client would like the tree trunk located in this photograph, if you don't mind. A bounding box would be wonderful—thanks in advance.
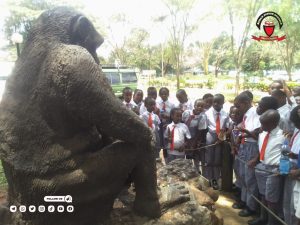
[287,67,292,81]
[235,69,240,95]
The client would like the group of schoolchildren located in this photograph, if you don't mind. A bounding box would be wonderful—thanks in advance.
[121,81,300,225]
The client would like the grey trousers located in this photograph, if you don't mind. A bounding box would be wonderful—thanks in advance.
[283,176,297,225]
[239,142,259,211]
[203,132,222,181]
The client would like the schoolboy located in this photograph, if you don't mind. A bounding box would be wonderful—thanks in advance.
[157,87,175,159]
[182,99,208,173]
[271,90,294,134]
[234,94,260,217]
[164,108,191,163]
[175,89,193,112]
[140,97,161,158]
[204,94,229,190]
[122,87,134,110]
[203,93,214,111]
[132,89,144,114]
[250,110,284,225]
[256,96,279,116]
[140,87,159,115]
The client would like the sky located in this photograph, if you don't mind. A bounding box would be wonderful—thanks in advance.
[0,0,253,59]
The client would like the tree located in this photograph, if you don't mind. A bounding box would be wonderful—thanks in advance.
[163,0,197,89]
[209,32,232,77]
[195,41,214,75]
[272,0,300,81]
[226,0,263,94]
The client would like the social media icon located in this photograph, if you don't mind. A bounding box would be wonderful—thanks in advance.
[29,205,36,213]
[66,205,74,213]
[19,205,26,212]
[10,205,17,213]
[48,205,55,213]
[65,195,72,203]
[57,205,64,213]
[38,205,45,213]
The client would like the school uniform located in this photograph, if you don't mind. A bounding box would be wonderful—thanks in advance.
[131,100,143,111]
[164,122,191,163]
[156,99,175,149]
[182,110,208,172]
[230,120,243,189]
[277,104,294,133]
[140,111,161,157]
[284,128,300,225]
[255,127,284,203]
[203,107,229,181]
[175,99,194,112]
[123,100,134,110]
[139,102,160,115]
[238,107,260,211]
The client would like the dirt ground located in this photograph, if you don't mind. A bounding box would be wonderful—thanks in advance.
[215,192,254,225]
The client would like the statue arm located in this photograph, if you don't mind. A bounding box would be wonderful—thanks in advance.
[60,48,152,145]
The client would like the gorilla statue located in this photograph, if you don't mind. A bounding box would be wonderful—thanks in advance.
[0,7,160,225]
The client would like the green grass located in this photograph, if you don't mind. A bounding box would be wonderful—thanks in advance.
[0,161,7,188]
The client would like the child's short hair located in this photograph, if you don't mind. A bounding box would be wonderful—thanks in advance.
[170,107,182,117]
[230,105,237,112]
[203,93,213,100]
[260,109,280,125]
[240,90,253,101]
[147,87,157,95]
[176,89,187,96]
[134,89,143,95]
[194,98,204,106]
[271,89,287,98]
[159,87,169,95]
[234,93,251,104]
[270,80,284,89]
[290,105,300,125]
[144,97,155,106]
[122,87,132,94]
[259,96,279,110]
[214,94,225,102]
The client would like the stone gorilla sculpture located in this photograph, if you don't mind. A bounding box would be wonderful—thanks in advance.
[0,7,160,225]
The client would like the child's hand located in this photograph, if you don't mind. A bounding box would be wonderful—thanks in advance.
[178,146,185,152]
[247,159,258,168]
[237,127,250,135]
[289,169,300,179]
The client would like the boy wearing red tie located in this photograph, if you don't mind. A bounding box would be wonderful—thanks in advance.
[251,110,284,225]
[140,97,161,158]
[234,94,260,217]
[204,94,229,190]
[164,108,191,164]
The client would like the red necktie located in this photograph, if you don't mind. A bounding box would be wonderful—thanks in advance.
[289,130,300,148]
[162,102,166,111]
[216,113,220,135]
[170,125,176,151]
[148,114,153,128]
[260,132,270,161]
[241,116,247,144]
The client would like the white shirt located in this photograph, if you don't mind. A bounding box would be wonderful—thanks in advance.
[277,104,294,133]
[205,107,229,133]
[164,122,191,156]
[258,127,285,165]
[243,107,261,142]
[175,99,194,111]
[123,100,134,110]
[140,111,161,132]
[156,99,175,123]
[139,102,160,115]
[291,128,300,164]
[182,110,207,138]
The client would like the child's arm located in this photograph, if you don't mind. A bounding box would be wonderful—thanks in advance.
[290,169,300,180]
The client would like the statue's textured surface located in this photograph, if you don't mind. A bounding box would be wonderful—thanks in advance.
[0,7,159,225]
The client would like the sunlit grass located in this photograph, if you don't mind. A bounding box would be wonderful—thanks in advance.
[0,161,7,188]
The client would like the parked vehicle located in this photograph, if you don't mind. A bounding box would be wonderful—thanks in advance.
[102,65,138,97]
